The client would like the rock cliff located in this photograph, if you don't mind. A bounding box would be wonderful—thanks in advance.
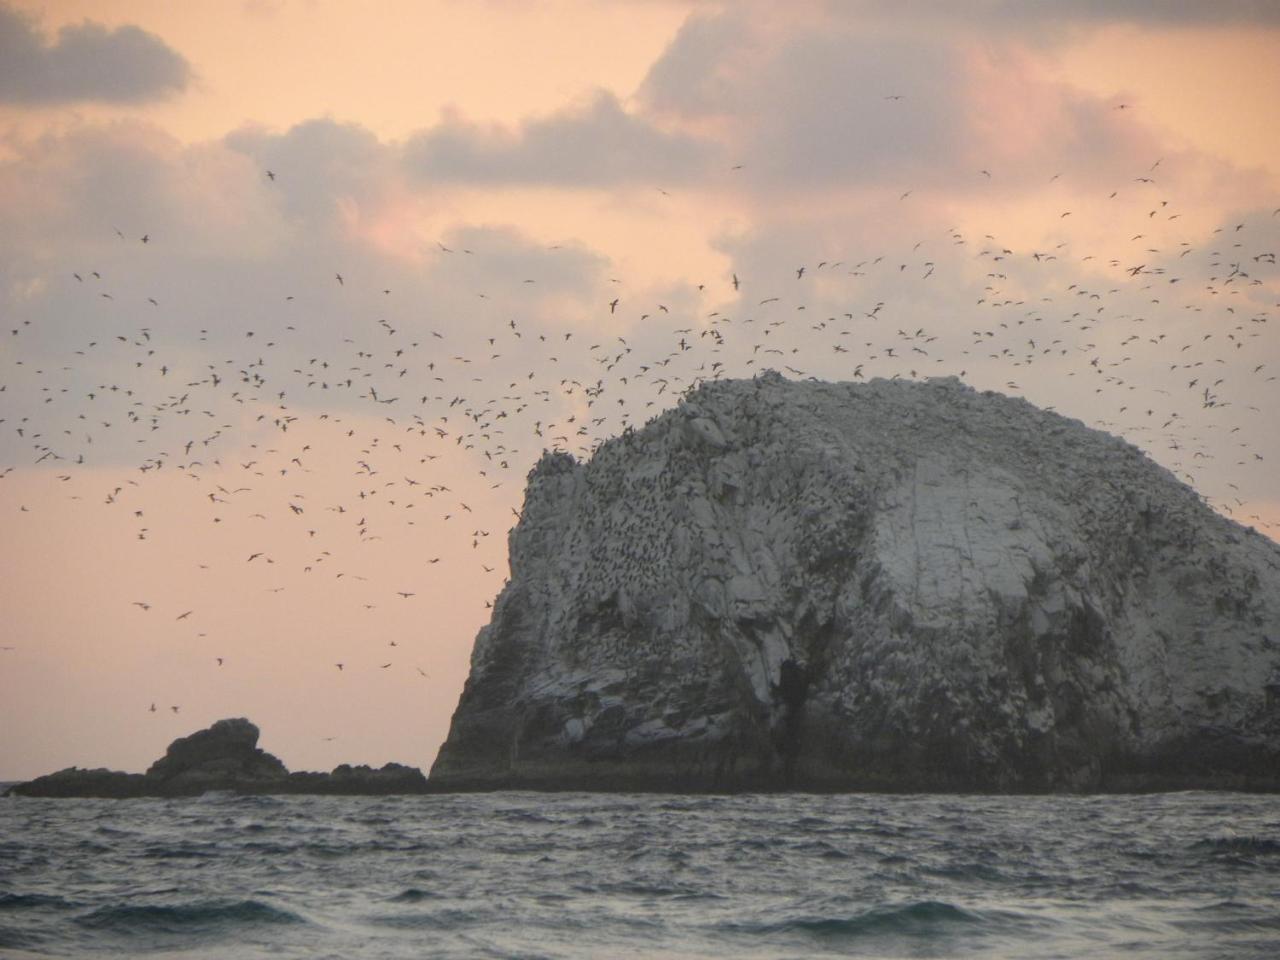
[431,373,1280,792]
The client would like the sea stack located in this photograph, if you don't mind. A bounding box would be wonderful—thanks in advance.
[431,373,1280,792]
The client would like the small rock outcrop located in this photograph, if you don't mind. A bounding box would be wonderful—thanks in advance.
[144,718,288,790]
[431,374,1280,792]
[6,718,430,797]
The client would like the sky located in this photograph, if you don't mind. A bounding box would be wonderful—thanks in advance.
[1,0,1278,781]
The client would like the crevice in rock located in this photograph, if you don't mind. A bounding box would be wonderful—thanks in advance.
[773,657,810,786]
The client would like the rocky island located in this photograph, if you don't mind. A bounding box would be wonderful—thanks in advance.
[5,718,430,797]
[431,373,1280,793]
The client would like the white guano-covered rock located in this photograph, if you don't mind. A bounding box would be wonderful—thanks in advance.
[431,373,1280,792]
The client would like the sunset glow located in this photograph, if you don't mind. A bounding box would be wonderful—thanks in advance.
[2,0,1278,780]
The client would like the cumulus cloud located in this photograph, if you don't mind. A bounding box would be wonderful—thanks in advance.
[662,23,969,186]
[0,2,190,104]
[403,90,714,186]
[641,12,968,188]
[638,8,1176,196]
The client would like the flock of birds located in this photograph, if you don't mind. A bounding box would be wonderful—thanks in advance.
[2,153,1278,723]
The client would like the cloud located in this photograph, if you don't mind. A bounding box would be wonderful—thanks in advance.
[403,90,714,186]
[434,223,608,295]
[640,12,990,189]
[958,0,1280,26]
[638,8,1178,196]
[0,121,282,262]
[226,119,403,231]
[0,2,190,104]
[0,116,630,471]
[632,9,753,119]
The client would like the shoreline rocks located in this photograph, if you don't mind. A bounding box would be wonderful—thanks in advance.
[5,718,431,798]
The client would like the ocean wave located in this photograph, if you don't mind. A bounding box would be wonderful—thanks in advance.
[921,861,1011,883]
[389,888,441,903]
[791,838,850,858]
[241,841,293,854]
[578,880,715,899]
[0,892,78,910]
[140,844,220,860]
[1191,836,1280,855]
[365,907,480,930]
[722,900,1038,939]
[302,842,353,859]
[0,927,41,950]
[93,825,134,837]
[496,808,553,823]
[1175,901,1280,934]
[75,898,306,935]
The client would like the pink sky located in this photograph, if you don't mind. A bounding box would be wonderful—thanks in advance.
[1,0,1278,780]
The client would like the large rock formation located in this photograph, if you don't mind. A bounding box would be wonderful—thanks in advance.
[431,374,1280,792]
[7,718,430,797]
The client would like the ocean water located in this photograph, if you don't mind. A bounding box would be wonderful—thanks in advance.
[1,790,1278,959]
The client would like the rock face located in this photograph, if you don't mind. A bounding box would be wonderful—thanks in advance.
[431,374,1280,792]
[7,718,430,797]
[144,718,288,790]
